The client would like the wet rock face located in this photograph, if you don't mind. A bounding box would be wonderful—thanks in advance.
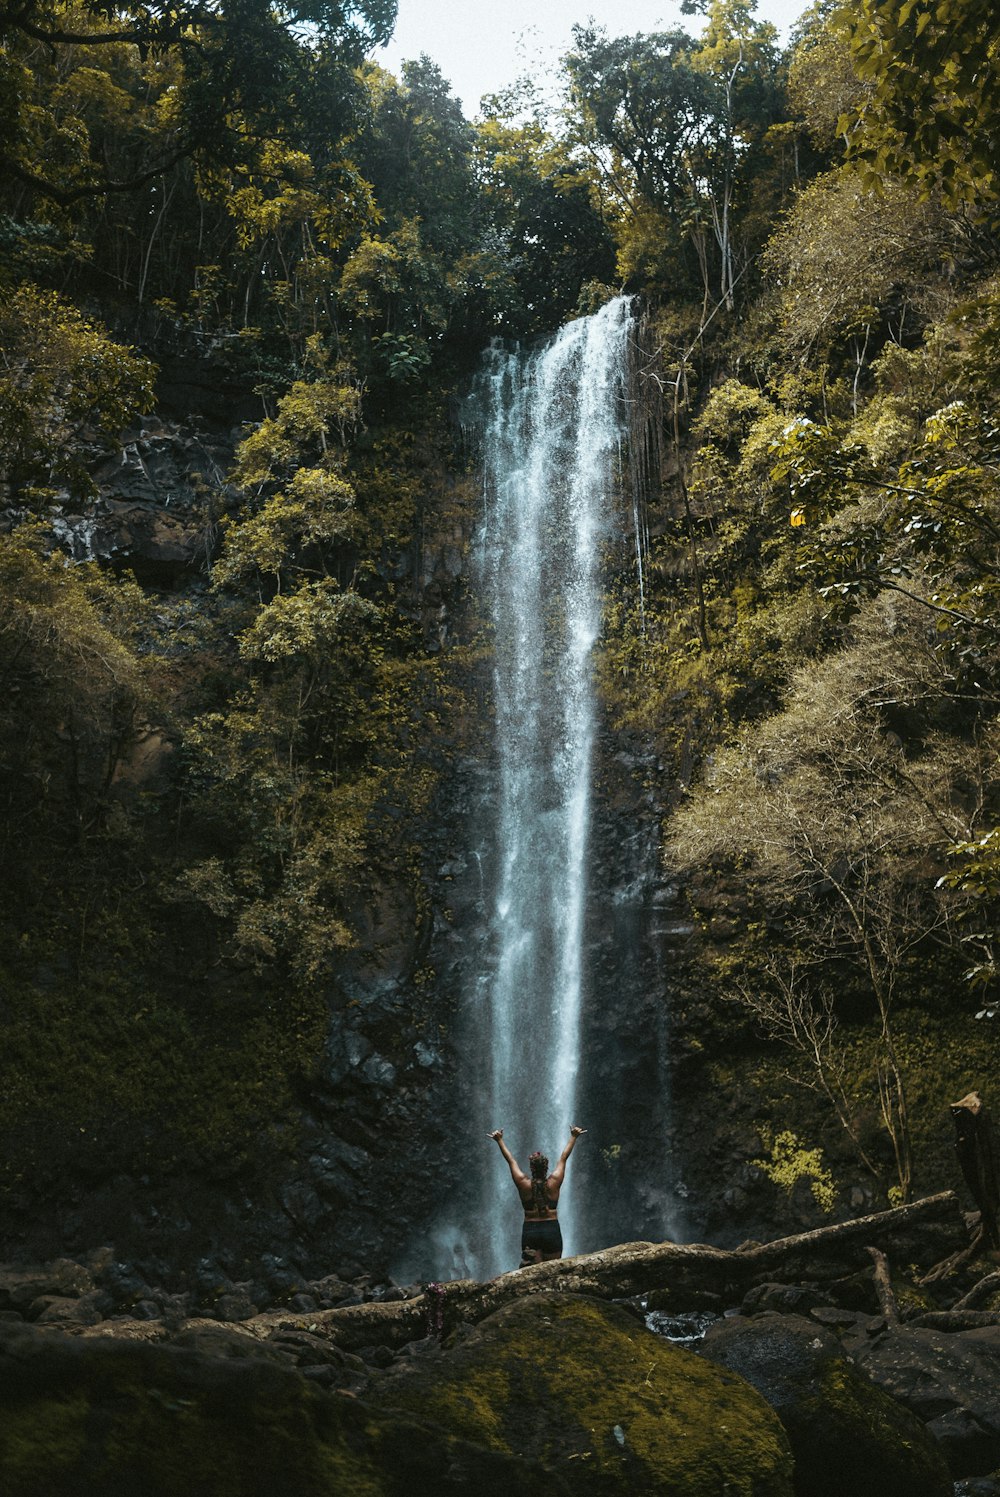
[698,1312,952,1497]
[368,1292,794,1496]
[46,415,237,582]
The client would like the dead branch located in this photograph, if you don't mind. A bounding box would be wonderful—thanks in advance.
[866,1245,900,1325]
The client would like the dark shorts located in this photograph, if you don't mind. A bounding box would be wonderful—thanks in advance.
[521,1217,563,1261]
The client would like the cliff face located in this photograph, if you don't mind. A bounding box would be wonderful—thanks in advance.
[0,341,482,1282]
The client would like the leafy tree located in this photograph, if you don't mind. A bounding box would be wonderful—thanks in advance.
[0,527,151,851]
[786,2,866,155]
[338,217,447,382]
[771,342,1000,645]
[669,596,979,1200]
[564,3,785,306]
[834,0,1000,205]
[178,347,458,981]
[359,57,477,261]
[761,170,949,361]
[564,23,710,295]
[473,98,615,335]
[0,283,154,501]
[687,0,783,307]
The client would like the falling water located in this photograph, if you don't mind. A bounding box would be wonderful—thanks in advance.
[470,296,635,1276]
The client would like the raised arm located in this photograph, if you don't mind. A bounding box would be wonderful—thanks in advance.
[489,1128,530,1192]
[549,1125,586,1188]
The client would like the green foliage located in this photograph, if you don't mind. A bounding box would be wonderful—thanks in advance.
[473,103,615,335]
[835,0,1000,204]
[769,300,1000,645]
[0,0,397,204]
[0,284,154,500]
[762,170,948,357]
[754,1129,836,1212]
[0,527,153,843]
[787,6,866,153]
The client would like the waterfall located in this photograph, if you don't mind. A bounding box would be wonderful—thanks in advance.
[469,296,635,1277]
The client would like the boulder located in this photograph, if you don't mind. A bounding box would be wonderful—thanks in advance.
[0,1259,95,1314]
[855,1324,1000,1477]
[740,1282,836,1317]
[368,1291,794,1495]
[0,1320,566,1496]
[699,1312,951,1497]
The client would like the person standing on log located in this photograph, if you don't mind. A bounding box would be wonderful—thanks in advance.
[488,1125,586,1266]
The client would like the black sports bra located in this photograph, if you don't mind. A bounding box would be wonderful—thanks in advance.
[520,1188,558,1216]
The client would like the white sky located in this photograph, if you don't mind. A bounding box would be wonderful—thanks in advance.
[374,0,810,116]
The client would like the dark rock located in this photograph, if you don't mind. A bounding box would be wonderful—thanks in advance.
[0,1259,95,1313]
[741,1282,835,1317]
[287,1293,318,1313]
[132,1299,162,1321]
[823,1269,880,1313]
[699,1312,951,1497]
[855,1325,1000,1477]
[84,1246,115,1276]
[360,1344,396,1369]
[362,1054,397,1089]
[158,1291,193,1322]
[171,1324,292,1363]
[279,1181,327,1231]
[99,1261,152,1307]
[33,1295,103,1326]
[309,1273,354,1307]
[809,1305,870,1330]
[926,1409,999,1477]
[214,1289,258,1322]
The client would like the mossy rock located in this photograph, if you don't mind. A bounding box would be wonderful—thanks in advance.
[367,1292,794,1495]
[699,1313,952,1497]
[0,1321,561,1496]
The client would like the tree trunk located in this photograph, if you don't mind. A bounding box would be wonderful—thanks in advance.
[951,1091,1000,1248]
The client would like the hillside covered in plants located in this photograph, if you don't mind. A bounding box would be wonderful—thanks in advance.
[0,0,998,1283]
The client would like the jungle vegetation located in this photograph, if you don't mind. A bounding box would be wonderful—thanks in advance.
[1,0,998,1221]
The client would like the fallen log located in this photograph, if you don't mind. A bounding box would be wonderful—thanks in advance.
[246,1190,962,1353]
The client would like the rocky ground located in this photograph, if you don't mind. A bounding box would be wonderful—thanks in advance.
[2,1200,1000,1494]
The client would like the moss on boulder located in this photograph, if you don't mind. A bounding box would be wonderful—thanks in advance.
[368,1291,794,1495]
[0,1321,563,1496]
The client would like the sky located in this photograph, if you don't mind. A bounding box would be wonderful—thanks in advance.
[374,0,810,117]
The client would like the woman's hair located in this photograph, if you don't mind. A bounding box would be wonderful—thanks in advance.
[528,1151,550,1212]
